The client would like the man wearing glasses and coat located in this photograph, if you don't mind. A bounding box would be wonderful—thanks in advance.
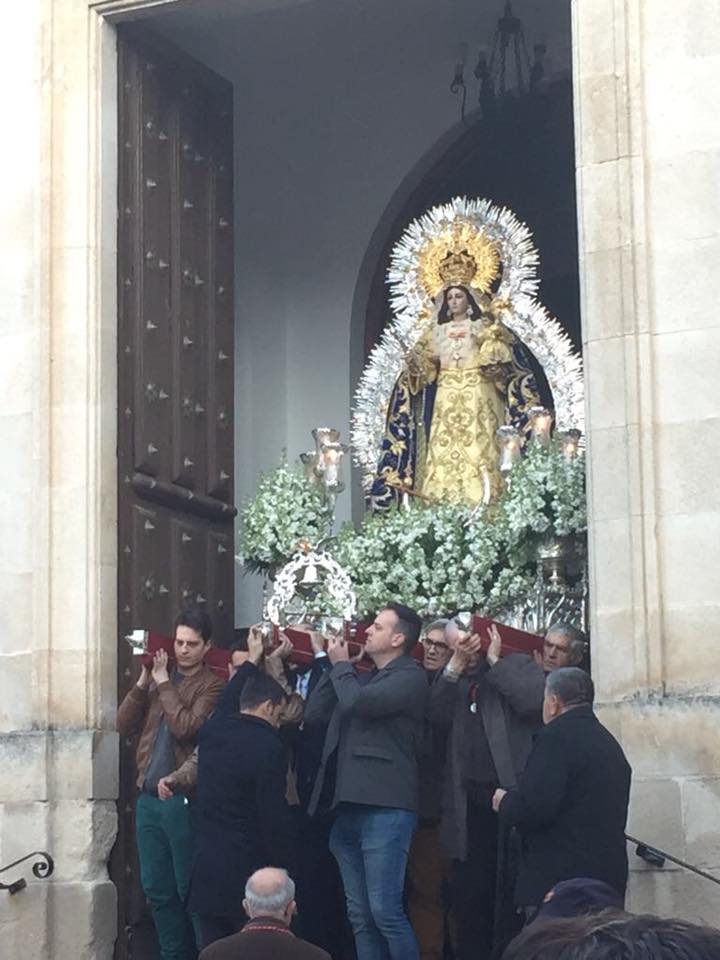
[429,620,586,960]
[406,620,454,960]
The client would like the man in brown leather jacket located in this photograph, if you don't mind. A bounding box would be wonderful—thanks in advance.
[117,606,224,960]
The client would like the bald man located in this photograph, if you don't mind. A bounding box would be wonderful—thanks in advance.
[198,867,330,960]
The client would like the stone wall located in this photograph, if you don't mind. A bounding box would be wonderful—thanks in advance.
[0,1,118,956]
[0,733,118,957]
[0,0,718,957]
[573,0,720,920]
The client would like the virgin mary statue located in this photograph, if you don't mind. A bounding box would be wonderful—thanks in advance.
[370,247,540,510]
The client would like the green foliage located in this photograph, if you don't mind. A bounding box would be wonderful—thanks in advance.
[238,461,333,575]
[335,440,586,617]
[501,440,587,543]
[239,441,586,617]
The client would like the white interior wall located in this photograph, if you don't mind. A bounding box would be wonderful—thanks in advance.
[150,0,572,624]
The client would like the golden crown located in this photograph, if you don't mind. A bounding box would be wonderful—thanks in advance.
[417,223,501,300]
[438,249,477,286]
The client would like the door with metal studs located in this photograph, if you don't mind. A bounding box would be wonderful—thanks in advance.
[114,24,236,959]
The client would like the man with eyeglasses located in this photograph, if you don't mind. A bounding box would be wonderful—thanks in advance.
[407,620,453,960]
[421,620,453,673]
[429,620,587,960]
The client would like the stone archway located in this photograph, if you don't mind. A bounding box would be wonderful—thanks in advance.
[349,76,581,521]
[4,3,719,958]
[349,76,581,387]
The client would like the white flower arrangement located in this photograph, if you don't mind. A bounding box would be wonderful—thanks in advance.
[501,440,587,551]
[238,461,333,575]
[239,442,586,618]
[335,503,502,618]
[334,440,586,617]
[335,502,483,617]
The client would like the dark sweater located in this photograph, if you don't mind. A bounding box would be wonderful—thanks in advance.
[499,704,631,906]
[199,916,331,960]
[188,663,297,918]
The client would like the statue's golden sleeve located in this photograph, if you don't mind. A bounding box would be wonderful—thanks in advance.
[476,319,514,367]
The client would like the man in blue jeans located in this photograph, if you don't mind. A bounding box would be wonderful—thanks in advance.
[305,603,428,960]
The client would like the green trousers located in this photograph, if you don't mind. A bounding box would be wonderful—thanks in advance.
[136,791,197,960]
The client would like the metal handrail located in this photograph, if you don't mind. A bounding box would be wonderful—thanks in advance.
[0,851,54,895]
[627,834,720,888]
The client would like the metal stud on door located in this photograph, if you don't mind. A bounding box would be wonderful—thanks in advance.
[115,25,236,960]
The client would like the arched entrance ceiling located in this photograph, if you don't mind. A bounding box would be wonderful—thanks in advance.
[351,77,580,417]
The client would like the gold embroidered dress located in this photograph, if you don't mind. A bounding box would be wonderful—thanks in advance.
[418,316,510,504]
[368,222,545,512]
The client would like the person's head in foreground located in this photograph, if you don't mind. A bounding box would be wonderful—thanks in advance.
[543,666,594,725]
[243,867,296,926]
[502,910,720,960]
[534,878,624,921]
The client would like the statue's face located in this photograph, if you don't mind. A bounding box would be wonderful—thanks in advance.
[446,287,469,317]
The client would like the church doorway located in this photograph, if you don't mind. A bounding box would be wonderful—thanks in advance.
[113,23,237,959]
[108,2,576,957]
[352,77,580,388]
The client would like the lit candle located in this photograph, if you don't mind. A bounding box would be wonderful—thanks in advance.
[496,425,522,473]
[482,468,492,505]
[320,441,347,493]
[312,427,340,471]
[324,446,339,487]
[528,406,553,446]
[559,429,582,460]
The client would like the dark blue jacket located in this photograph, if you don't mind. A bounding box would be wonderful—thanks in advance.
[289,655,333,811]
[499,704,631,907]
[189,662,296,918]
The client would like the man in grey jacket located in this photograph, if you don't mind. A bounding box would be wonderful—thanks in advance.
[305,602,428,960]
[430,621,587,960]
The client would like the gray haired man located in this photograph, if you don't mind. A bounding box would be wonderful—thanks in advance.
[198,867,330,960]
[538,623,587,672]
[481,620,587,719]
[493,668,631,916]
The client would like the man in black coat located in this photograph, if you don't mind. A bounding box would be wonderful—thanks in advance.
[430,626,544,960]
[493,667,632,915]
[288,629,353,959]
[406,619,453,960]
[305,602,428,960]
[188,652,297,949]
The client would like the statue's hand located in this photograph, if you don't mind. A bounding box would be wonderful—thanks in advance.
[479,361,509,378]
[405,352,437,391]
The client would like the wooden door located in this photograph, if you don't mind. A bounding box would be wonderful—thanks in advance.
[114,24,235,959]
